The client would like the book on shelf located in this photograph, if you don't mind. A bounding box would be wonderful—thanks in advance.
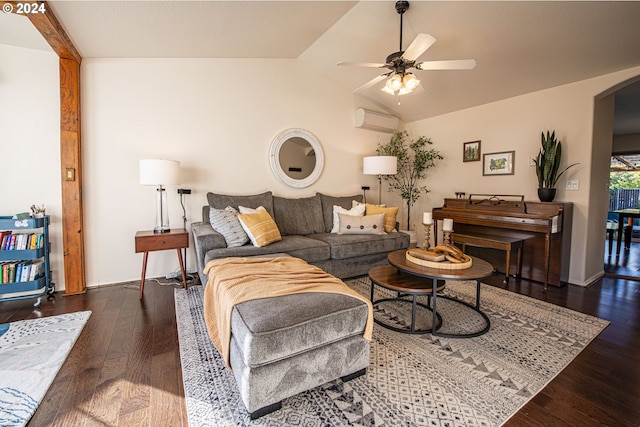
[8,262,15,283]
[1,232,12,250]
[20,261,32,282]
[0,231,11,249]
[29,234,39,250]
[1,263,8,283]
[29,260,44,281]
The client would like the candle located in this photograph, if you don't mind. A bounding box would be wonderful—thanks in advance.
[443,218,454,232]
[423,212,432,224]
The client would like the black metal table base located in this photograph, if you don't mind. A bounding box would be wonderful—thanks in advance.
[370,278,491,338]
[372,297,443,334]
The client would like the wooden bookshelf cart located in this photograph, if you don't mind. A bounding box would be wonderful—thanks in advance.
[0,215,54,307]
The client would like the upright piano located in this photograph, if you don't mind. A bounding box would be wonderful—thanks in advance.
[432,195,572,287]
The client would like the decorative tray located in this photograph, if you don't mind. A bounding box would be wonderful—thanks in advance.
[406,248,473,270]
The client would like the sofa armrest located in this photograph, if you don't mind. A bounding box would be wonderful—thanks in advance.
[191,221,226,284]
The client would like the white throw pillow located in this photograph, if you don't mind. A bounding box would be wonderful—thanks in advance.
[331,203,366,233]
[337,213,386,235]
[239,205,262,214]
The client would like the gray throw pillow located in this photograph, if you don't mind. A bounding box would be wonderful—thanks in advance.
[337,213,386,235]
[209,206,249,247]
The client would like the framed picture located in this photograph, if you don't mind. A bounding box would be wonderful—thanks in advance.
[463,140,481,162]
[483,151,515,176]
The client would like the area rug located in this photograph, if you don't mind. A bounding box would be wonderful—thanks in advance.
[0,311,91,427]
[175,277,608,427]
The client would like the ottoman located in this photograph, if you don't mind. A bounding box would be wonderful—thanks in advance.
[229,291,371,419]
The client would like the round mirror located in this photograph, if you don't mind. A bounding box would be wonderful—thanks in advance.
[269,128,324,188]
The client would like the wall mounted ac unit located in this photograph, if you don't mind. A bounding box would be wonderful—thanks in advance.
[354,108,399,133]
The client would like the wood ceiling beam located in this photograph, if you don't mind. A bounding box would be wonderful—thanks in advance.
[9,1,86,294]
[6,1,81,62]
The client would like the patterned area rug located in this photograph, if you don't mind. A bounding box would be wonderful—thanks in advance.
[0,311,91,427]
[175,277,608,427]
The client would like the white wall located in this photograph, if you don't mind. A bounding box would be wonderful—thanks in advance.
[81,58,388,286]
[5,43,640,289]
[401,66,640,286]
[0,45,65,290]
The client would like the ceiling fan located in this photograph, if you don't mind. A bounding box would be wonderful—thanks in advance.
[339,1,476,96]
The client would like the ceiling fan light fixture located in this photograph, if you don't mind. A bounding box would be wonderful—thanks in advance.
[386,74,403,91]
[381,85,396,95]
[381,72,419,96]
[403,73,420,90]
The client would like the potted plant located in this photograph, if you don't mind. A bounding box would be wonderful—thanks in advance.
[533,130,578,202]
[377,130,443,228]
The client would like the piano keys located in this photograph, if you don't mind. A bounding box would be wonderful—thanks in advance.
[432,195,572,287]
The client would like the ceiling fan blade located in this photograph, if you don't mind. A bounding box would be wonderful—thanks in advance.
[416,59,477,70]
[402,33,437,61]
[338,61,387,68]
[353,74,389,93]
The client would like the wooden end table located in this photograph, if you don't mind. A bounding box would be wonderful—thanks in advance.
[370,250,495,338]
[135,229,189,299]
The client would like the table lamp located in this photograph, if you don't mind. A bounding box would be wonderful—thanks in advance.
[139,159,181,233]
[363,155,397,204]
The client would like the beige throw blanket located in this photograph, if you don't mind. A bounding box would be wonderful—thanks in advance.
[203,257,373,369]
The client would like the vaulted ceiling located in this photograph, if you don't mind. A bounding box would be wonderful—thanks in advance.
[2,1,640,132]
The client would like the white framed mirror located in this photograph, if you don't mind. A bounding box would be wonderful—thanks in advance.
[269,128,324,188]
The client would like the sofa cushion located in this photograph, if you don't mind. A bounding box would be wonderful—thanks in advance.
[237,207,282,247]
[209,206,249,248]
[207,191,274,218]
[231,292,369,368]
[273,195,325,236]
[308,232,410,260]
[317,193,364,233]
[204,235,330,266]
[338,213,386,235]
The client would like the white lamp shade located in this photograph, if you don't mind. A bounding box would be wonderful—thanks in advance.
[363,156,397,175]
[139,159,181,185]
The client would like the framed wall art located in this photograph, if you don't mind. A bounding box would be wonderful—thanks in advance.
[483,151,515,176]
[463,140,481,162]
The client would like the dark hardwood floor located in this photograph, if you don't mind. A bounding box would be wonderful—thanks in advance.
[604,236,640,280]
[2,265,638,426]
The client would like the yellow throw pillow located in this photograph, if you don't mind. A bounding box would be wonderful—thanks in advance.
[237,207,282,247]
[366,204,399,233]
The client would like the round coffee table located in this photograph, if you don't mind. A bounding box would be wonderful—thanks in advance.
[370,250,495,338]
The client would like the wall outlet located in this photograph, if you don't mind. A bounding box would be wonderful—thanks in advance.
[565,180,579,191]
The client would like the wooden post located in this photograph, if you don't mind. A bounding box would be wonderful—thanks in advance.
[14,1,87,294]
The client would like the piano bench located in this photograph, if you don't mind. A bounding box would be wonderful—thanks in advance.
[451,232,525,284]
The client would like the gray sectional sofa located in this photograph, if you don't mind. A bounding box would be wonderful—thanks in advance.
[192,191,410,285]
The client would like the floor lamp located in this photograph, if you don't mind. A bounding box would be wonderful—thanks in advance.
[139,159,181,233]
[363,156,397,204]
